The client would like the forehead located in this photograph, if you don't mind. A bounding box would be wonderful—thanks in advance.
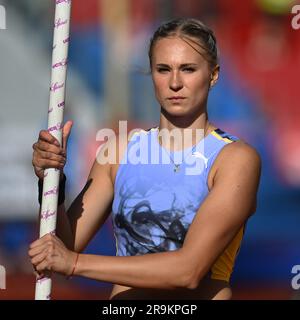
[152,36,206,64]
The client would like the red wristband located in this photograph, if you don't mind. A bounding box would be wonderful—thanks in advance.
[67,253,79,279]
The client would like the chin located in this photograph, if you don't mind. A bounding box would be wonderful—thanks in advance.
[162,105,193,118]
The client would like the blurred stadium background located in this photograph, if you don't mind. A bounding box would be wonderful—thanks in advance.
[0,0,299,300]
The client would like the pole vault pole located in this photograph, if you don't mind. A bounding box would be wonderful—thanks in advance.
[35,0,72,300]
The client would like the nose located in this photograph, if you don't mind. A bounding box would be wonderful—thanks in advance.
[169,71,183,91]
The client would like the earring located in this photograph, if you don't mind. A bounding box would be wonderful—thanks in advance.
[209,80,216,89]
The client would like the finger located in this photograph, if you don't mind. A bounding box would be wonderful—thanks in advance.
[28,242,49,258]
[33,268,40,277]
[32,163,44,179]
[29,234,52,250]
[62,120,73,152]
[29,239,43,250]
[31,249,49,266]
[35,260,50,275]
[39,130,60,147]
[33,141,65,156]
[36,259,51,273]
[32,156,65,170]
[34,149,66,164]
[33,263,45,278]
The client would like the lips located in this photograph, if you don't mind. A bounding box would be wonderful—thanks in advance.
[168,96,186,101]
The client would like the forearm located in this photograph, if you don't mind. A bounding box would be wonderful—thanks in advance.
[74,250,193,290]
[55,203,75,250]
[37,170,75,250]
[38,203,75,251]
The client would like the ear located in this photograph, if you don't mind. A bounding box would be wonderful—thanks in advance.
[210,64,220,88]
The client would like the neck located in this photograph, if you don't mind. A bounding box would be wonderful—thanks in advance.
[158,110,215,151]
[159,110,208,130]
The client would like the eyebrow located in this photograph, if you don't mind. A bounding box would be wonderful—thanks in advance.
[155,63,198,68]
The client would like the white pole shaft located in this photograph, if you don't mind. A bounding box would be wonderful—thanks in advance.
[35,0,72,300]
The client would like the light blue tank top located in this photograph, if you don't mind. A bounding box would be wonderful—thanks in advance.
[112,127,239,256]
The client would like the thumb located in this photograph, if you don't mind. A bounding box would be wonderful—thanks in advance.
[62,120,73,151]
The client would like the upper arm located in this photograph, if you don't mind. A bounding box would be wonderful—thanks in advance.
[66,136,117,252]
[181,141,261,287]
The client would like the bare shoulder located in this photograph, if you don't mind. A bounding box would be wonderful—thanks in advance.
[215,140,261,172]
[223,140,261,166]
[91,130,136,185]
[216,140,261,166]
[90,127,156,183]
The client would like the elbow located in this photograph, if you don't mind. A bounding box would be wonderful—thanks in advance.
[177,267,201,290]
[186,277,200,290]
[184,274,200,290]
[174,250,203,290]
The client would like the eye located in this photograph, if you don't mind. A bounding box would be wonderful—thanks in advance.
[156,67,170,73]
[182,67,196,73]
